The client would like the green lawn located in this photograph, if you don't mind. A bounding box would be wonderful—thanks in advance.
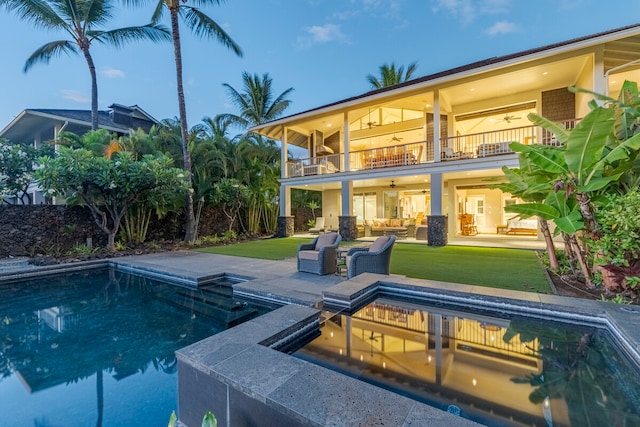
[196,238,551,294]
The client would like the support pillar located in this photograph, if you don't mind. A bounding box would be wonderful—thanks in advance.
[276,216,294,237]
[427,215,448,246]
[339,216,357,241]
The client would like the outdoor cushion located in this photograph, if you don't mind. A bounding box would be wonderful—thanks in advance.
[298,250,320,261]
[390,219,402,227]
[369,236,391,252]
[315,232,337,250]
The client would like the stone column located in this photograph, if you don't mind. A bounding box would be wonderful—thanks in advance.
[276,216,294,237]
[339,216,357,241]
[427,215,448,246]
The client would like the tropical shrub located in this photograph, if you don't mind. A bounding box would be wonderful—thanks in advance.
[591,190,640,295]
[35,147,189,251]
[0,140,52,204]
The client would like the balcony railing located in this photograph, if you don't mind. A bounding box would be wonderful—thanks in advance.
[286,153,342,177]
[350,141,432,171]
[285,119,579,177]
[441,118,578,160]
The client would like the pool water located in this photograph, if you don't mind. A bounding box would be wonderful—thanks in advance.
[293,297,640,427]
[0,269,272,427]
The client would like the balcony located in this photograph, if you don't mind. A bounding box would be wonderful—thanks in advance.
[285,119,577,177]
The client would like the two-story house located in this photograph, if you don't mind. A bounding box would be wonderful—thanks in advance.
[250,23,640,245]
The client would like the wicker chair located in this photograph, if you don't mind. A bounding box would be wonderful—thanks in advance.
[346,235,396,279]
[297,232,342,275]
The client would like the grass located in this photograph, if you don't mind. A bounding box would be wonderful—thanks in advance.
[196,238,551,294]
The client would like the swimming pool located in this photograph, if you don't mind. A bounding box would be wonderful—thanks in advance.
[0,268,274,427]
[293,296,640,426]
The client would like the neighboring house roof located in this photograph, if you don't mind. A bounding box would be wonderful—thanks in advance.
[250,22,640,139]
[0,104,160,144]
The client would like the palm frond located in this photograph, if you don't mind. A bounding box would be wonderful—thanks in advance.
[180,6,242,57]
[91,24,171,47]
[3,0,67,29]
[24,40,77,72]
[83,0,113,29]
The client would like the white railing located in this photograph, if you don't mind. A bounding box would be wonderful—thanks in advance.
[284,119,580,177]
[286,153,342,177]
[350,141,432,171]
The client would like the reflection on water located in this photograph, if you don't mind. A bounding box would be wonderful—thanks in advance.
[294,298,640,427]
[0,269,270,427]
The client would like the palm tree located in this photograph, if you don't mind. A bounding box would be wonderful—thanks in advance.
[216,71,294,129]
[144,0,243,244]
[0,0,171,130]
[366,61,418,89]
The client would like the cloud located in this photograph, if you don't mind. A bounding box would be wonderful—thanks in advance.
[298,23,348,48]
[61,90,90,103]
[101,67,125,78]
[485,20,517,35]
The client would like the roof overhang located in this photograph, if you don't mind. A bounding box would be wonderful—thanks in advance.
[0,110,126,143]
[250,24,640,142]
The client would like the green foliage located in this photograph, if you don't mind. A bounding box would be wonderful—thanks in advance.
[601,294,634,304]
[114,241,128,251]
[168,410,217,427]
[35,140,189,251]
[221,230,237,242]
[307,219,316,228]
[591,190,640,266]
[199,235,220,245]
[366,62,418,88]
[67,243,99,256]
[210,178,250,232]
[0,140,52,204]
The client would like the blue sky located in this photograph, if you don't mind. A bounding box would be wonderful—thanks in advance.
[0,0,638,133]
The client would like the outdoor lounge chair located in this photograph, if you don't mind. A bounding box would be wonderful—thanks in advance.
[309,217,325,234]
[297,232,342,275]
[346,235,396,279]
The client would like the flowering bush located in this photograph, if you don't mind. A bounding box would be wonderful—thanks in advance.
[0,140,52,204]
[35,147,189,251]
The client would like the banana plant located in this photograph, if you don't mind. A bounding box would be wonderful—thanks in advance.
[497,81,640,286]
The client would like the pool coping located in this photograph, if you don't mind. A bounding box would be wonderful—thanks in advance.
[176,273,640,427]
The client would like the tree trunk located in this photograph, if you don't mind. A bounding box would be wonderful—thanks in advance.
[81,42,99,131]
[539,217,559,270]
[170,6,196,243]
[569,233,593,288]
[576,192,599,238]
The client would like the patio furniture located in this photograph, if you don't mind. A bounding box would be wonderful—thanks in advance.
[309,217,325,234]
[415,225,428,241]
[297,232,342,275]
[346,235,396,279]
[460,214,477,236]
[441,147,473,161]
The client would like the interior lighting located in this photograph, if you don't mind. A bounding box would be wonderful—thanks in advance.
[472,378,477,387]
[339,348,343,355]
[470,88,475,92]
[360,355,364,361]
[427,355,432,363]
[330,331,334,338]
[383,362,387,369]
[542,72,548,75]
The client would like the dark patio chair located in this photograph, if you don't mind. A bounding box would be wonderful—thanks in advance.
[297,232,342,275]
[346,235,396,279]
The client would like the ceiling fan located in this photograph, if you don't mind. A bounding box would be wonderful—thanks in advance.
[500,114,522,123]
[389,180,405,189]
[390,134,403,142]
[364,109,380,129]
